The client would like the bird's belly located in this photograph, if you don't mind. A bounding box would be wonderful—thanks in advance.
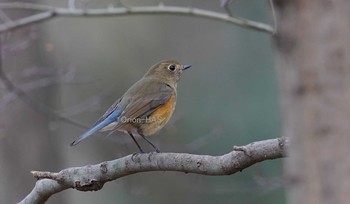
[141,94,176,136]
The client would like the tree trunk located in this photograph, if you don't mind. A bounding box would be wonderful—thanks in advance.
[274,1,350,204]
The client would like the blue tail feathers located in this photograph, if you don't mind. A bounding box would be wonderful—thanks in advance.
[70,109,121,146]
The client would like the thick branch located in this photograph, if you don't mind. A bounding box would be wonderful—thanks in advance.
[19,138,287,204]
[0,3,274,34]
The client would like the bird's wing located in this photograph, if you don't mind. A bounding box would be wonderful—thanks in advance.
[96,80,174,127]
[120,86,173,122]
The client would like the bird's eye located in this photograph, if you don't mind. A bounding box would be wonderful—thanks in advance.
[167,64,176,71]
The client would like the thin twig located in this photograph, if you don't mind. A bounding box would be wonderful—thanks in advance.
[0,2,56,11]
[0,9,12,23]
[68,0,76,10]
[0,36,88,130]
[220,0,234,17]
[268,0,277,34]
[0,3,274,34]
[19,137,287,204]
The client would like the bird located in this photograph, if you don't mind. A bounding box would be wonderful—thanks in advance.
[70,60,191,152]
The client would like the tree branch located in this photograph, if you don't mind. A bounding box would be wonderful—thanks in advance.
[19,137,287,204]
[0,37,89,130]
[0,2,274,34]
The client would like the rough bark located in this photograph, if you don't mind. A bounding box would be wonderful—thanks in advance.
[274,1,350,204]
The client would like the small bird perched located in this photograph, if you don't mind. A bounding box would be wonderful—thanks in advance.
[70,60,191,152]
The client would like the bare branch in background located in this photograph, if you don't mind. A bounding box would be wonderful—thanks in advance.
[19,138,287,204]
[185,125,223,151]
[268,0,277,34]
[0,2,274,34]
[68,0,76,10]
[0,66,99,117]
[1,29,37,57]
[0,9,12,23]
[220,0,234,16]
[0,37,88,129]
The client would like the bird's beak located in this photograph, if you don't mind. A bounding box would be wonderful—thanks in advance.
[182,65,191,70]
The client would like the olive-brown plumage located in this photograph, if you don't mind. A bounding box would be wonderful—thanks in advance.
[70,60,190,152]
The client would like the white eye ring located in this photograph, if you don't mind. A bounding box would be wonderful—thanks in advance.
[167,64,176,71]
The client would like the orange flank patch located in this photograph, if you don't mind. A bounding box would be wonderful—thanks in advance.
[142,93,177,136]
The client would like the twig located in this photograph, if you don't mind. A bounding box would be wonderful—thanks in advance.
[0,36,88,130]
[220,0,234,17]
[268,0,277,34]
[68,0,76,10]
[0,67,89,129]
[0,2,56,11]
[0,9,12,23]
[19,138,287,204]
[0,3,274,34]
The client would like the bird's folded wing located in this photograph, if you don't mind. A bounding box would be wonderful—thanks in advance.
[93,82,174,129]
[120,90,173,122]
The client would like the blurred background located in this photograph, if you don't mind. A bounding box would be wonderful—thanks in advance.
[0,0,282,203]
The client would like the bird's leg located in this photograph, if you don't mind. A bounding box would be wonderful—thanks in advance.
[128,132,144,153]
[138,131,161,153]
